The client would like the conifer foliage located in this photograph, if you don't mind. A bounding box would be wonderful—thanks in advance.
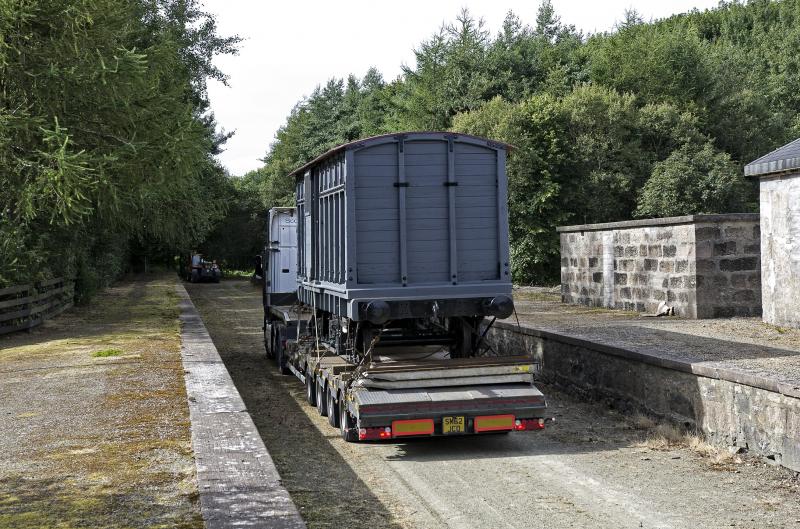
[249,1,797,283]
[0,0,239,297]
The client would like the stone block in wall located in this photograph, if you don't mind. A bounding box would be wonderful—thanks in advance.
[714,241,737,256]
[696,226,721,240]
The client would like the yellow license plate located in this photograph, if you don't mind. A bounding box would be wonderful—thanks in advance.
[442,416,465,434]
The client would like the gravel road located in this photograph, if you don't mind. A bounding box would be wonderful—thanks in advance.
[187,280,800,529]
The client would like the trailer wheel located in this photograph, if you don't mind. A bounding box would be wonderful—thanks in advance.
[339,397,358,442]
[305,371,316,406]
[275,327,290,375]
[263,320,272,359]
[327,387,339,428]
[316,378,327,416]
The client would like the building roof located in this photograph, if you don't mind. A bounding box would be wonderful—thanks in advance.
[745,137,800,177]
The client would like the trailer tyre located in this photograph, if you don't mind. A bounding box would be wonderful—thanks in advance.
[305,371,316,406]
[275,327,290,375]
[339,396,358,442]
[316,378,327,416]
[263,320,272,359]
[327,387,339,428]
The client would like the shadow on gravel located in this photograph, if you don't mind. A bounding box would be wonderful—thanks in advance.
[621,324,800,363]
[381,390,638,463]
[186,281,405,529]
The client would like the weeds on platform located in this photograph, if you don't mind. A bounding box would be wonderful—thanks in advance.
[92,349,122,357]
[631,414,742,470]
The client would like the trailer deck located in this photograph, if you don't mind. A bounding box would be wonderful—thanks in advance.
[270,308,549,441]
[350,384,547,429]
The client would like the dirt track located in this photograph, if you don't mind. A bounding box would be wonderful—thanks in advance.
[187,280,800,529]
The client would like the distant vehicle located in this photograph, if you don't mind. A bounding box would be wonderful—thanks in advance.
[184,252,222,283]
[252,254,264,284]
[263,132,549,442]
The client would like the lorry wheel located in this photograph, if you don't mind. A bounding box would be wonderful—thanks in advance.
[275,328,290,375]
[316,379,327,416]
[263,321,272,359]
[305,371,316,406]
[327,388,339,428]
[339,397,358,442]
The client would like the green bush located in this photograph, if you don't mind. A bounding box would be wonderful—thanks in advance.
[635,143,755,218]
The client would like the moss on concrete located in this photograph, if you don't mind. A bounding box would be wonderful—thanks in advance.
[0,275,202,529]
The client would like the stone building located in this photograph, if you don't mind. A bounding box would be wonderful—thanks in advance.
[559,215,761,318]
[745,137,800,327]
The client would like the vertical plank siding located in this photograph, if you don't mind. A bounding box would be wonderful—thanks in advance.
[294,132,512,320]
[0,278,74,335]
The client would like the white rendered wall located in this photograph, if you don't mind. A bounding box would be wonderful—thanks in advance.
[760,173,800,327]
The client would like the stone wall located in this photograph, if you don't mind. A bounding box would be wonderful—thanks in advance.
[559,214,761,318]
[760,173,800,327]
[486,321,800,472]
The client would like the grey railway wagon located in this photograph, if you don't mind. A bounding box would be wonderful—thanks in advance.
[291,132,513,321]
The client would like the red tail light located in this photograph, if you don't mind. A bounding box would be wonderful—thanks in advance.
[514,418,545,431]
[358,427,392,440]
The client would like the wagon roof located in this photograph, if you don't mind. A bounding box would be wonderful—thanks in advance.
[287,131,513,178]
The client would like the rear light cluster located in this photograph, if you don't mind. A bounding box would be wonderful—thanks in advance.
[359,427,391,440]
[358,417,545,440]
[514,418,545,431]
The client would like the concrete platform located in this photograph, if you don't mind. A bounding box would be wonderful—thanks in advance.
[490,293,800,471]
[177,284,306,529]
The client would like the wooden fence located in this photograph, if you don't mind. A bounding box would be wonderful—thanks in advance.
[0,278,75,336]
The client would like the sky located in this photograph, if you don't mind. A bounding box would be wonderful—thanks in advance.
[203,0,721,176]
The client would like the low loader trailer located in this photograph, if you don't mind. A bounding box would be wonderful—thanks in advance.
[267,304,549,441]
[263,133,550,442]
